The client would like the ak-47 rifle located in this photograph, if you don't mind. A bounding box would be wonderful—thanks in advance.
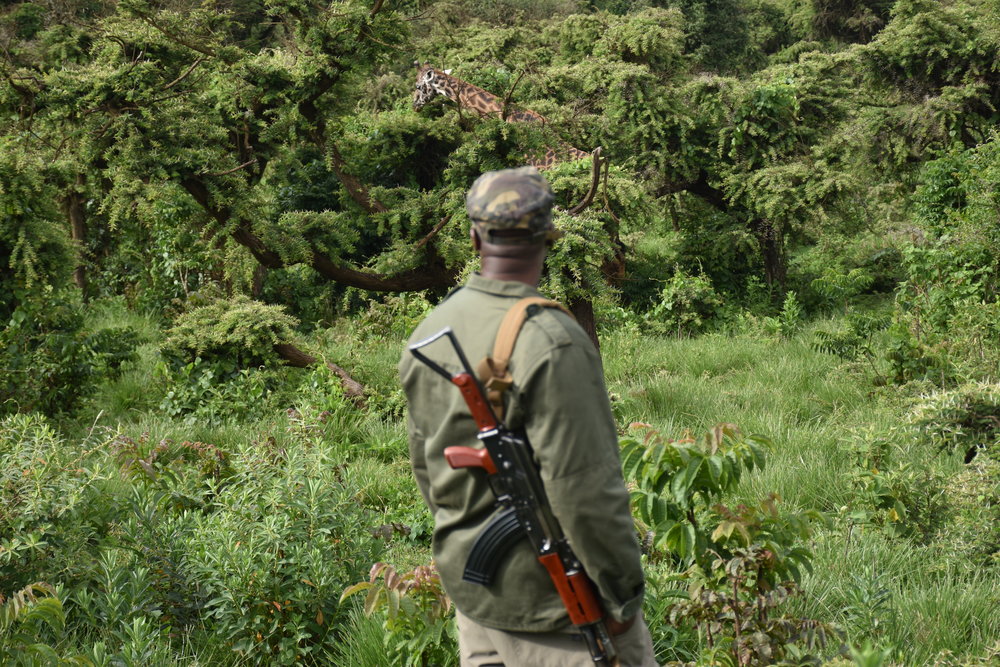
[409,327,617,665]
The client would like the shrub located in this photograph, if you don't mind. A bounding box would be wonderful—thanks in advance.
[0,582,84,664]
[159,295,305,424]
[935,453,1000,568]
[643,267,724,336]
[0,290,139,417]
[163,294,300,368]
[621,424,832,664]
[340,562,456,667]
[179,447,384,664]
[0,414,109,592]
[907,382,1000,461]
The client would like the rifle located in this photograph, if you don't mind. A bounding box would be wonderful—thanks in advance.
[409,327,617,665]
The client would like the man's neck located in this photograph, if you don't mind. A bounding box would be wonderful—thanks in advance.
[480,254,543,286]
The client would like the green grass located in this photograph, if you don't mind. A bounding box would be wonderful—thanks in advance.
[11,302,1000,665]
[603,329,882,512]
[603,325,1000,662]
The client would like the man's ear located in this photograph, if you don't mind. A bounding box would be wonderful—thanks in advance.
[470,227,482,251]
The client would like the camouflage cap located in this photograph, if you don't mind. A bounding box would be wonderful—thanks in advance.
[466,166,561,245]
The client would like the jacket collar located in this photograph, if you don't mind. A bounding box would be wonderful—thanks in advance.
[465,273,543,299]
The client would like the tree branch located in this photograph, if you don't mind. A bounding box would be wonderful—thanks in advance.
[162,57,204,91]
[180,176,459,292]
[273,343,366,407]
[567,147,603,215]
[137,14,221,60]
[501,69,527,122]
[415,215,451,249]
[328,143,388,214]
[209,158,258,176]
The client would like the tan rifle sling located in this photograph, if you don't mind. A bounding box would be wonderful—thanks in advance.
[476,297,573,422]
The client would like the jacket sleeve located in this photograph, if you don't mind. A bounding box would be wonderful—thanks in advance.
[514,335,645,623]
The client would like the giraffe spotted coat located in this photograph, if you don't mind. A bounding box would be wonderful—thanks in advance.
[413,63,590,170]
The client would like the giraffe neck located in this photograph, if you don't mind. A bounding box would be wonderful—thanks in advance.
[438,72,546,122]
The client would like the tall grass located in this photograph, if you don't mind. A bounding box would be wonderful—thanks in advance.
[603,326,999,662]
[11,301,998,664]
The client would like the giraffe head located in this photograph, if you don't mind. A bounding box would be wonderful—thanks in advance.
[412,61,453,111]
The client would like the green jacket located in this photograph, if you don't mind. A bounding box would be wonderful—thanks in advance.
[398,274,644,632]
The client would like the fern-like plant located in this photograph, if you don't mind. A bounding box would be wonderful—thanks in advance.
[0,582,87,665]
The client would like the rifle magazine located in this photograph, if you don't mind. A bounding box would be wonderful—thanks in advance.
[462,507,525,586]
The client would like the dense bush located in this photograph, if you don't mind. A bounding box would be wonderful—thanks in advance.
[0,290,139,416]
[0,408,395,664]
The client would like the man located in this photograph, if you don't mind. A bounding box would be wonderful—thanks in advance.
[399,167,656,666]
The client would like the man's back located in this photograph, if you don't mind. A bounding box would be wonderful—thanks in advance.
[399,273,644,633]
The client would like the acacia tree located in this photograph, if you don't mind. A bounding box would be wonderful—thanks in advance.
[4,0,649,351]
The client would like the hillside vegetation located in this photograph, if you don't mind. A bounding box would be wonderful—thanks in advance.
[2,0,999,664]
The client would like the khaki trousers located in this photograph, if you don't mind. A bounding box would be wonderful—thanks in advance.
[456,610,659,667]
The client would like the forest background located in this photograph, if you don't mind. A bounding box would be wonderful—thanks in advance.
[2,0,1000,664]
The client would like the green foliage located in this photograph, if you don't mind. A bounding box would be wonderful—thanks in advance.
[812,312,890,383]
[623,423,830,663]
[156,295,304,424]
[811,267,874,314]
[888,136,1000,385]
[350,292,434,342]
[1,289,137,416]
[340,562,456,667]
[621,424,766,564]
[163,294,299,368]
[0,414,103,593]
[0,144,74,320]
[935,453,1000,568]
[908,382,1000,459]
[669,551,839,665]
[759,289,803,338]
[805,0,892,43]
[93,190,220,313]
[157,360,286,426]
[182,460,382,663]
[643,266,723,336]
[0,582,87,665]
[862,0,1000,95]
[849,460,947,541]
[5,0,1000,663]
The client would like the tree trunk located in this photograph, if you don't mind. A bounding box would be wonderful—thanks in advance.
[754,219,786,290]
[62,179,87,296]
[251,264,267,299]
[568,297,600,353]
[273,343,366,407]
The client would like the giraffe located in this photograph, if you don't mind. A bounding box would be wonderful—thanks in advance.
[412,62,592,170]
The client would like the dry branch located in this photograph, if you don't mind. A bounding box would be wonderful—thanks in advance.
[415,215,451,249]
[568,147,603,216]
[274,343,366,407]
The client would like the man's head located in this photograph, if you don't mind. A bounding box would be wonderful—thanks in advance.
[466,166,561,248]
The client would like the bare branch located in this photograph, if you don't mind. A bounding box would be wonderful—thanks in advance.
[568,147,603,216]
[209,158,258,176]
[415,215,451,249]
[501,69,527,122]
[162,57,204,91]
